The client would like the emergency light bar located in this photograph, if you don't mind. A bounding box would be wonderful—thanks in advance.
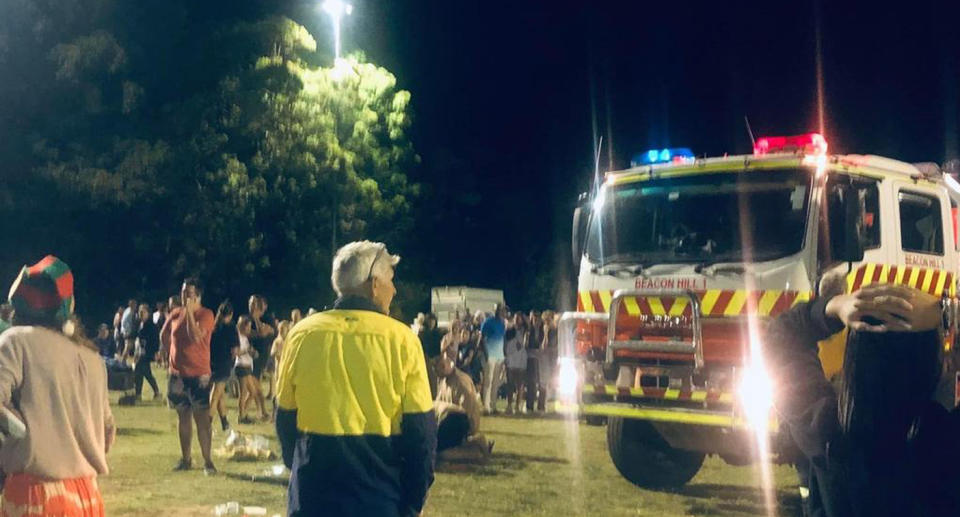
[753,133,828,157]
[631,147,695,167]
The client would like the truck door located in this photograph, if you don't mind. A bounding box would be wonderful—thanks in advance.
[892,182,949,277]
[818,173,887,275]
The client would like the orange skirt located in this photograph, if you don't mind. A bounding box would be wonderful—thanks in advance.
[1,473,104,517]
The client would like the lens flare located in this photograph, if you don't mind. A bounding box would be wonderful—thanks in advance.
[738,354,774,431]
[557,357,579,402]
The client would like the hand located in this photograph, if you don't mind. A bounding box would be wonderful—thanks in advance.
[825,284,916,332]
[198,374,211,388]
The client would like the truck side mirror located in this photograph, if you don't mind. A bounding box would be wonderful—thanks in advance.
[837,184,865,263]
[572,192,590,270]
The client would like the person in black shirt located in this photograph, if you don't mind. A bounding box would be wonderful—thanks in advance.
[135,304,161,400]
[246,295,274,421]
[209,300,237,431]
[764,281,960,517]
[418,313,443,398]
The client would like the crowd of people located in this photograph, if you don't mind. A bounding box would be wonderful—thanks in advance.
[413,305,561,416]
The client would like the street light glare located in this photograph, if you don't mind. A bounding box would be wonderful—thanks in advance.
[321,0,352,18]
[320,0,353,60]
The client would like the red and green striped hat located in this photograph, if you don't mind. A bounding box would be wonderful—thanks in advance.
[7,255,74,323]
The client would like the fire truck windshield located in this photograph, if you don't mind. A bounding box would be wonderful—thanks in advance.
[586,169,812,266]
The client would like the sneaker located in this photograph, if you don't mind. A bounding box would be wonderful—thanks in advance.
[220,417,230,432]
[239,415,255,425]
[203,462,218,476]
[172,458,192,471]
[153,392,163,401]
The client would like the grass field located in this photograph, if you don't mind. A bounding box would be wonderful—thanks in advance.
[100,368,801,516]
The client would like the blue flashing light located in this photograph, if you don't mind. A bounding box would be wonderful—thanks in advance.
[631,147,695,167]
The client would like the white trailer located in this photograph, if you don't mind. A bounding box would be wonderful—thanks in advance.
[431,286,504,328]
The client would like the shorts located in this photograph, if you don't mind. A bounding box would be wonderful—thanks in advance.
[252,354,267,378]
[235,366,253,378]
[211,367,233,383]
[506,368,526,391]
[2,474,103,517]
[167,374,212,411]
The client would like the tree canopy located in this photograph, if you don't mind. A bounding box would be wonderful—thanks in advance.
[0,1,420,321]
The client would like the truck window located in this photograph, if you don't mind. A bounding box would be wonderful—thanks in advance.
[818,175,880,269]
[899,191,944,255]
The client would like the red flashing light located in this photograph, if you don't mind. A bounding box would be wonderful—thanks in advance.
[753,132,828,156]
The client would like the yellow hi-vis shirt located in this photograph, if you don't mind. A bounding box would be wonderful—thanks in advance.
[276,308,434,437]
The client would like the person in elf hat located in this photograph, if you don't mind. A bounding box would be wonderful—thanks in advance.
[0,255,115,517]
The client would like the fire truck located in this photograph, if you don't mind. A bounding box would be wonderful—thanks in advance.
[558,133,960,488]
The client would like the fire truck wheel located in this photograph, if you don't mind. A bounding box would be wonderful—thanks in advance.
[606,417,705,489]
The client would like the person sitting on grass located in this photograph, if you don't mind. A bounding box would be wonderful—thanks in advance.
[0,255,115,516]
[434,338,493,459]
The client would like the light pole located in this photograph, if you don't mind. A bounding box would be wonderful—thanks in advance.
[321,0,352,60]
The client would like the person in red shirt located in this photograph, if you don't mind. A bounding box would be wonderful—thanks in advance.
[160,277,217,474]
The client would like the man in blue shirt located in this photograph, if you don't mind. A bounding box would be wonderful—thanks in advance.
[480,303,507,413]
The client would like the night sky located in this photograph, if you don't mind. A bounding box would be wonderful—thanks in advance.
[331,1,960,309]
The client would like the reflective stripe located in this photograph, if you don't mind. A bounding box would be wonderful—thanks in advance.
[577,289,812,317]
[584,384,732,403]
[847,264,956,297]
[577,404,779,431]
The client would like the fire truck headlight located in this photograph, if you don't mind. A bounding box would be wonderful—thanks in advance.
[737,358,774,431]
[557,357,579,402]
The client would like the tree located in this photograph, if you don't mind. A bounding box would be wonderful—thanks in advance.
[0,3,419,321]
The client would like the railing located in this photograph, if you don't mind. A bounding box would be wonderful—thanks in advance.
[607,289,704,370]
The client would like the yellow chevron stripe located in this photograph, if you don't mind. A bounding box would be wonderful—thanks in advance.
[921,270,935,293]
[861,263,877,287]
[648,297,667,315]
[598,290,613,312]
[894,266,906,284]
[880,264,891,283]
[725,290,747,316]
[668,298,689,317]
[579,291,595,313]
[908,267,921,289]
[758,290,781,316]
[690,391,707,402]
[935,272,948,296]
[623,296,641,316]
[700,290,721,315]
[664,388,681,399]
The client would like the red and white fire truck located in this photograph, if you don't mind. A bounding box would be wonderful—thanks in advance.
[559,133,960,488]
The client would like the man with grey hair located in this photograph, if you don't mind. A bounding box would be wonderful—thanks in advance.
[276,240,437,517]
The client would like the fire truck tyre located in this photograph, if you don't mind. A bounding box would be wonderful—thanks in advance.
[585,415,606,426]
[606,417,705,489]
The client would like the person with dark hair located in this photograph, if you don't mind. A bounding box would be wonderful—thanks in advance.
[480,304,508,413]
[525,310,545,412]
[246,295,275,413]
[160,277,217,474]
[764,281,960,517]
[236,315,268,424]
[93,323,114,358]
[0,256,115,516]
[209,300,237,431]
[134,303,161,401]
[418,313,443,397]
